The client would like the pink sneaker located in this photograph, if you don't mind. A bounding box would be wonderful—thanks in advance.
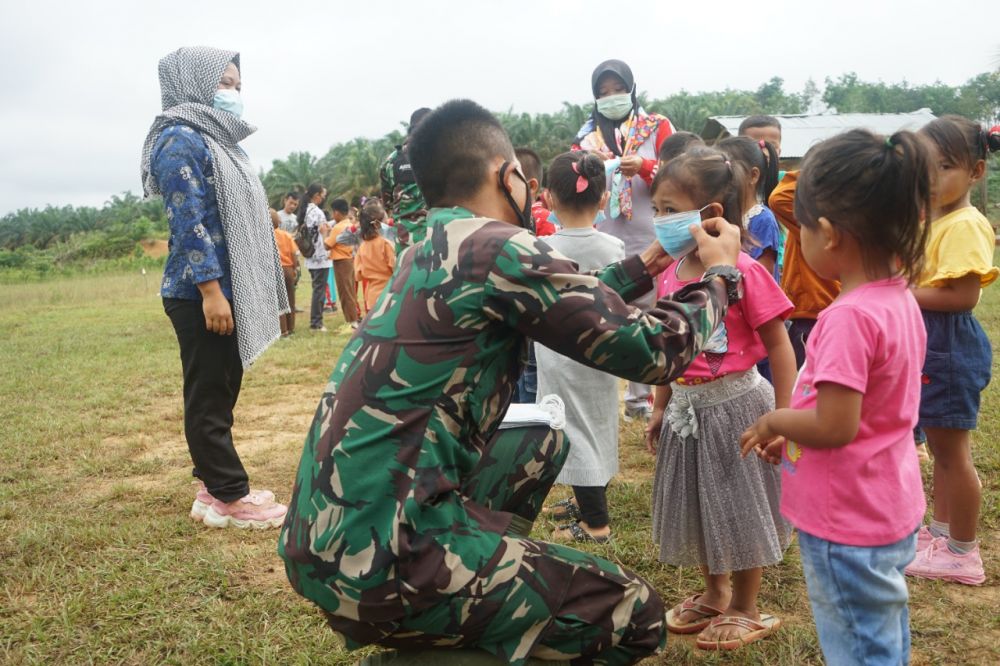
[190,483,273,521]
[915,526,935,553]
[202,490,287,529]
[905,539,986,585]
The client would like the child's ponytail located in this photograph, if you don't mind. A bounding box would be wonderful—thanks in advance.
[922,115,1000,169]
[546,151,608,210]
[984,125,1000,154]
[795,129,931,283]
[717,136,779,205]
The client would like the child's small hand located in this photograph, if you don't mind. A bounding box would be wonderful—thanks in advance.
[740,413,777,457]
[757,437,785,465]
[645,409,664,456]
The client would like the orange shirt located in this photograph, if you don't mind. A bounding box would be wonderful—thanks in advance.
[769,171,840,319]
[274,228,297,268]
[325,219,355,261]
[355,235,396,311]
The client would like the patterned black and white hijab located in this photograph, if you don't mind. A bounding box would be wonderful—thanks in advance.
[141,46,288,367]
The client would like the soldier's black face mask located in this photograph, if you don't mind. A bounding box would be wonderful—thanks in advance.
[498,161,534,233]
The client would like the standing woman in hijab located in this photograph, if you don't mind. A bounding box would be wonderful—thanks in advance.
[141,47,289,529]
[572,59,676,421]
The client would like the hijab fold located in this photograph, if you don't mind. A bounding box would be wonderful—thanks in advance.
[141,46,288,368]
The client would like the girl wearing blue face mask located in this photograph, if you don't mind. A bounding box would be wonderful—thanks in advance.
[645,147,796,651]
[535,151,625,544]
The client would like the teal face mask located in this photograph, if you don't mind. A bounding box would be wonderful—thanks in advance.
[596,93,633,121]
[212,89,244,119]
[653,206,708,258]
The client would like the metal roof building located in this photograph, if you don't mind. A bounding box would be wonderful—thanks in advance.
[701,108,938,159]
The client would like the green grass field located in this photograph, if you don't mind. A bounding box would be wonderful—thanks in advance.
[1,270,998,665]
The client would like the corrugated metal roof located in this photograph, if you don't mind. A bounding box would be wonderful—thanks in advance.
[703,108,938,158]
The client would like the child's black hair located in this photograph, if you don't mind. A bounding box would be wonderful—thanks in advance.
[651,146,748,234]
[296,182,325,226]
[657,132,704,164]
[284,191,300,201]
[514,147,543,185]
[546,151,606,211]
[717,136,780,205]
[738,115,782,136]
[330,198,350,215]
[920,115,1000,171]
[358,200,386,241]
[408,99,515,207]
[409,107,432,133]
[795,129,931,283]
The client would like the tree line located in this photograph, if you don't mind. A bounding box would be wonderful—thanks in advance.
[3,70,999,258]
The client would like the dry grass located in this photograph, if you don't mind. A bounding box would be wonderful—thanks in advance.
[1,267,998,664]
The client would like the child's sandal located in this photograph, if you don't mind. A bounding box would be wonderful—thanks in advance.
[665,595,725,634]
[695,614,781,651]
[542,498,581,522]
[552,522,610,544]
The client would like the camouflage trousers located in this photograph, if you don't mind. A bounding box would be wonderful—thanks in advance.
[326,425,666,666]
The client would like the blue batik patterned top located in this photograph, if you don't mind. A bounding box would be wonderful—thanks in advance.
[152,124,233,300]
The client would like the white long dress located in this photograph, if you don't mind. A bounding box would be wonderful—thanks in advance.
[535,227,626,487]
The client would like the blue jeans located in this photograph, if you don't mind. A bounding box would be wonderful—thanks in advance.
[798,530,916,666]
[516,342,537,404]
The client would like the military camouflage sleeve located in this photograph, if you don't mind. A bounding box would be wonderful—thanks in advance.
[483,229,728,385]
[379,152,395,210]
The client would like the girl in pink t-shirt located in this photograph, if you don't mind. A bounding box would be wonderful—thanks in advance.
[741,129,931,665]
[646,147,796,651]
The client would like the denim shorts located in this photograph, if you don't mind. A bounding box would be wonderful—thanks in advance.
[797,530,917,666]
[918,310,992,430]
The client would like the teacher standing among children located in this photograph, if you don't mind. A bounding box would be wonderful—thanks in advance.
[573,59,676,421]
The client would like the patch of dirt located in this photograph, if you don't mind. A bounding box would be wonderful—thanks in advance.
[140,239,169,258]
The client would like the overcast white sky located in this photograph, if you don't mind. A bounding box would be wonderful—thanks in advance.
[0,0,996,216]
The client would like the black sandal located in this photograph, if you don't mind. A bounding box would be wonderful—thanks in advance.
[555,522,610,544]
[543,498,581,522]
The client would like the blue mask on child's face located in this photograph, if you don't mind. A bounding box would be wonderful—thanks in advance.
[653,206,708,258]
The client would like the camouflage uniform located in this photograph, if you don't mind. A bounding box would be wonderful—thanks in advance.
[280,207,728,665]
[380,144,428,252]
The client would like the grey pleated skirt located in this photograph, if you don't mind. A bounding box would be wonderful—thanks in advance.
[651,368,791,575]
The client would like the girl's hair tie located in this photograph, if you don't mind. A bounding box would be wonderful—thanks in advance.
[758,139,766,150]
[571,161,589,193]
[885,136,895,149]
[724,159,732,170]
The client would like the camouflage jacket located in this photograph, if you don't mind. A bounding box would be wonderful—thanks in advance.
[280,206,727,624]
[379,144,427,250]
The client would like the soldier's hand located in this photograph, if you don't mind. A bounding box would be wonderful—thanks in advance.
[692,214,740,270]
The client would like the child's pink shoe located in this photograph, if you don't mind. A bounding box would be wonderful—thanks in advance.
[202,490,287,529]
[914,526,934,553]
[190,483,274,521]
[905,539,986,585]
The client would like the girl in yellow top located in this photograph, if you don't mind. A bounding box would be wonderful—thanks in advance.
[906,116,1000,586]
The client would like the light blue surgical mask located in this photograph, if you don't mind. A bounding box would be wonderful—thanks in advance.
[212,89,244,119]
[596,93,633,121]
[652,205,709,258]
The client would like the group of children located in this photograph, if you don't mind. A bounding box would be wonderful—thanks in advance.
[530,114,1000,659]
[270,194,397,335]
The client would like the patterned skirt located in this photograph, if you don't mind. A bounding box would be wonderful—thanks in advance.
[651,368,791,574]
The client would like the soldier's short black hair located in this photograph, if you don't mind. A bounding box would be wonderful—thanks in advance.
[409,99,515,207]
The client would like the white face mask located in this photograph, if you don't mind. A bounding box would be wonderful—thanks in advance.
[212,89,244,119]
[596,93,633,121]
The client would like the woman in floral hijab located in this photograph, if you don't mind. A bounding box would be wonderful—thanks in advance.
[572,59,676,421]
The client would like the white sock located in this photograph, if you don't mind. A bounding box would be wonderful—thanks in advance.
[929,520,949,539]
[947,537,977,555]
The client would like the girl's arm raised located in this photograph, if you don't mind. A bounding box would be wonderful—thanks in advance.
[741,382,862,455]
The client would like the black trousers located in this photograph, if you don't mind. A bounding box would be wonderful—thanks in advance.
[573,484,610,528]
[163,298,249,503]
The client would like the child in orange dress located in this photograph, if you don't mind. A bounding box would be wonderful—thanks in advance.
[354,200,396,314]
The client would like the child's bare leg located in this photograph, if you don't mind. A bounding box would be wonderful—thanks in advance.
[700,567,763,641]
[674,566,731,624]
[926,427,979,543]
